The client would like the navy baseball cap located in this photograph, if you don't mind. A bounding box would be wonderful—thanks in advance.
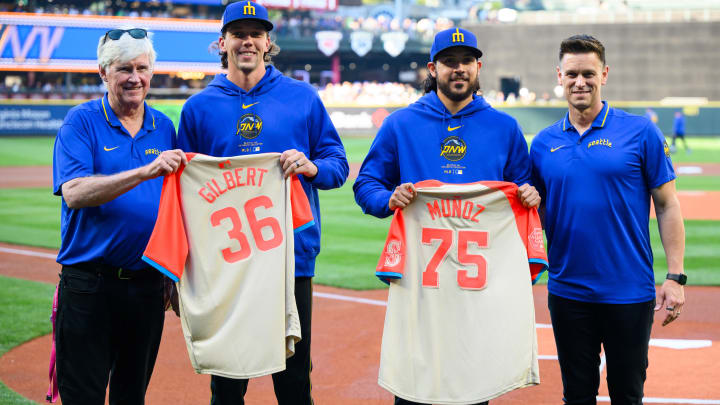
[222,1,273,33]
[430,27,483,61]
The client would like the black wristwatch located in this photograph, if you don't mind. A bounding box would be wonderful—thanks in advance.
[666,273,687,285]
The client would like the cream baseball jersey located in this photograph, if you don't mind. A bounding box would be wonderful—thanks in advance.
[376,180,548,404]
[142,153,314,378]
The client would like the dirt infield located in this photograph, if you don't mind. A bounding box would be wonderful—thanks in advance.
[1,243,720,404]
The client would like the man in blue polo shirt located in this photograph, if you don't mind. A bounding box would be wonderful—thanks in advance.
[52,28,186,404]
[530,35,686,405]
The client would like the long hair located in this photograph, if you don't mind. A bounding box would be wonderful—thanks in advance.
[422,73,437,94]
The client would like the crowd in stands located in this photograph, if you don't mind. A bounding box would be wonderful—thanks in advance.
[273,15,453,41]
[318,81,422,106]
[0,76,106,100]
[1,71,557,107]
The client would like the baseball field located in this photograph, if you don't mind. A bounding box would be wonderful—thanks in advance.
[1,134,719,404]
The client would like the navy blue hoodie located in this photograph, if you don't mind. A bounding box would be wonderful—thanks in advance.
[354,91,531,218]
[178,66,349,277]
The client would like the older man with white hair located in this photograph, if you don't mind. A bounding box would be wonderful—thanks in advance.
[51,28,186,405]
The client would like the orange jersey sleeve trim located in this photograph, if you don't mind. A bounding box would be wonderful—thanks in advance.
[290,175,315,232]
[375,208,407,284]
[142,162,191,282]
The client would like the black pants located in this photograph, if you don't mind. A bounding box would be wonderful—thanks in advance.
[56,265,165,405]
[548,293,655,405]
[210,277,314,405]
[395,397,488,405]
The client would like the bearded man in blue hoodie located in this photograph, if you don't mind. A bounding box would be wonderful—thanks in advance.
[176,2,348,404]
[354,28,539,218]
[354,27,540,405]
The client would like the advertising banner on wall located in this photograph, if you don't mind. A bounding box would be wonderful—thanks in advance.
[4,101,718,136]
[0,103,69,135]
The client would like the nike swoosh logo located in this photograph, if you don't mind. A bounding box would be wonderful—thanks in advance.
[447,125,462,132]
[242,102,259,109]
[104,146,119,151]
[550,145,567,152]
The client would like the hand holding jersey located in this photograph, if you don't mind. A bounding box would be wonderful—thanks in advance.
[388,183,417,210]
[141,149,188,180]
[390,182,539,211]
[280,149,318,179]
[517,183,541,208]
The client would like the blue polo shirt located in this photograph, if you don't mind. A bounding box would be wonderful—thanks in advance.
[530,102,675,304]
[53,94,177,270]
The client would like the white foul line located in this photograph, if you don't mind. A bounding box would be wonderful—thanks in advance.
[313,292,387,307]
[599,396,720,404]
[0,246,56,259]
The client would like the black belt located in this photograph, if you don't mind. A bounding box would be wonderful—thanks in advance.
[65,262,159,281]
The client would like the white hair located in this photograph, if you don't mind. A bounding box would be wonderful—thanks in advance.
[97,28,157,71]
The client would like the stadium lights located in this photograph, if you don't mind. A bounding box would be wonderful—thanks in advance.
[176,72,206,80]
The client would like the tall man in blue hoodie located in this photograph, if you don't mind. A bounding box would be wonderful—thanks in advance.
[354,27,539,405]
[176,2,348,404]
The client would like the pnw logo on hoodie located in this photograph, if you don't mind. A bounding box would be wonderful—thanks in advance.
[237,113,263,139]
[440,136,467,161]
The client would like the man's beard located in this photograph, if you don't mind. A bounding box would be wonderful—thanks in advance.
[437,74,479,102]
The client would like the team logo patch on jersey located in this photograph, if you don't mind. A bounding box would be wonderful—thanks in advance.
[237,113,263,139]
[384,239,403,268]
[529,228,544,251]
[440,136,467,162]
[664,140,671,157]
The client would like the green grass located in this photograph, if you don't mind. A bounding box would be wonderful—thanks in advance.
[0,137,55,167]
[340,136,373,163]
[0,276,54,405]
[676,176,720,191]
[651,219,720,285]
[314,183,391,289]
[664,137,720,164]
[0,188,60,249]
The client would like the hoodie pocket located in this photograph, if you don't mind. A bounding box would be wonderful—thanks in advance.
[293,225,319,258]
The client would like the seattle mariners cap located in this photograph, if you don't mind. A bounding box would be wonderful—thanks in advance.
[222,1,274,33]
[430,27,483,61]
